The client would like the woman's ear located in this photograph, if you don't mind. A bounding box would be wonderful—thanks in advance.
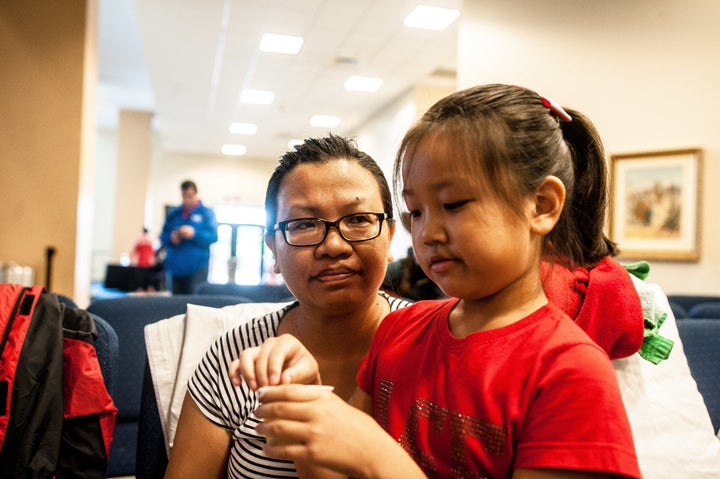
[265,235,281,274]
[530,176,565,235]
[386,218,397,263]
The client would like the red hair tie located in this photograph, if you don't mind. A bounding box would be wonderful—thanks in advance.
[541,96,572,122]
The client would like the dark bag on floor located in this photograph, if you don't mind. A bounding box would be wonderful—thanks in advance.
[0,284,117,478]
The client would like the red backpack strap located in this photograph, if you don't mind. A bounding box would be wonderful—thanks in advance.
[0,285,43,449]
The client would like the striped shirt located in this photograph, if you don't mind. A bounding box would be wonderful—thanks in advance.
[187,292,411,479]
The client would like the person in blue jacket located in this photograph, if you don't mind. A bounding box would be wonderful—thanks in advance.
[160,180,218,294]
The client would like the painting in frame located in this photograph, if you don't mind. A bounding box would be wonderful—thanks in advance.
[609,148,702,261]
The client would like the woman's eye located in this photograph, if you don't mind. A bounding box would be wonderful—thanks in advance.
[408,210,421,218]
[347,214,371,225]
[290,220,318,231]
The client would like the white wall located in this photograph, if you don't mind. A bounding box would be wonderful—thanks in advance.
[147,149,276,235]
[93,129,118,279]
[459,0,720,295]
[91,130,277,279]
[355,83,456,261]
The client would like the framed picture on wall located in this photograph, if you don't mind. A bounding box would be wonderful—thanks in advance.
[609,148,702,261]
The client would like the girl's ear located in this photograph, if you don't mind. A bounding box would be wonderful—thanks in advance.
[530,176,565,235]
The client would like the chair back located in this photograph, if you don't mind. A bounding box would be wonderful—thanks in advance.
[87,294,248,477]
[194,281,295,303]
[688,302,720,319]
[676,318,720,433]
[668,301,688,319]
[90,313,119,397]
[667,295,720,315]
[136,360,168,479]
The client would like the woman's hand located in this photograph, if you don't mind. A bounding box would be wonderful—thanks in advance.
[230,334,322,390]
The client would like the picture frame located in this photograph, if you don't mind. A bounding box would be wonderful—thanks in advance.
[608,148,702,261]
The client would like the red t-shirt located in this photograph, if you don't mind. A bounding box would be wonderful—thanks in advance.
[133,237,156,267]
[358,299,641,479]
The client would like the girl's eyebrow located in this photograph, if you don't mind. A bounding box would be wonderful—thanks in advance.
[403,176,457,197]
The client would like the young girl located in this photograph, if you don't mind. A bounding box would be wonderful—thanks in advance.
[238,84,642,479]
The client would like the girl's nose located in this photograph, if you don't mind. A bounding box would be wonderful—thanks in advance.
[417,215,447,245]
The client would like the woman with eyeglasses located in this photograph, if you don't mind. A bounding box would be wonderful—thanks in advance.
[165,134,411,479]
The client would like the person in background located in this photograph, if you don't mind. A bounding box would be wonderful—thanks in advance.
[382,245,444,301]
[160,180,218,294]
[130,226,162,292]
[164,135,411,479]
[236,84,643,478]
[131,227,156,268]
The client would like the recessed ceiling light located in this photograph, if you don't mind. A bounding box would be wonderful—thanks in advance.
[221,144,247,156]
[240,89,275,104]
[310,115,340,128]
[344,76,384,92]
[403,5,459,31]
[229,122,258,135]
[259,33,304,54]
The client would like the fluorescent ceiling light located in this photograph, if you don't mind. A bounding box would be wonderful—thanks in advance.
[229,122,258,135]
[240,89,275,104]
[259,33,304,54]
[221,144,247,156]
[344,76,384,92]
[403,5,459,31]
[288,139,304,149]
[310,115,340,128]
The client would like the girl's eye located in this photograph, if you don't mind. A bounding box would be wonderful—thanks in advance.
[444,200,470,211]
[408,210,421,218]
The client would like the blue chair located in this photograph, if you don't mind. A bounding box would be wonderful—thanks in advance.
[56,293,79,308]
[194,281,295,303]
[676,318,720,433]
[87,294,249,477]
[90,313,119,398]
[668,301,688,319]
[666,295,720,316]
[688,302,720,319]
[136,359,167,479]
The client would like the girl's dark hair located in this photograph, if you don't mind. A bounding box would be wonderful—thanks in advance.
[265,134,393,232]
[393,83,617,268]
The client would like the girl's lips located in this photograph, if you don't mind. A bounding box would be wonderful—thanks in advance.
[428,256,454,274]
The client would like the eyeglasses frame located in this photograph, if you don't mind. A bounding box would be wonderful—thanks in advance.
[273,212,387,247]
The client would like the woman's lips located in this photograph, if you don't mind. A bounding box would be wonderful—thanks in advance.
[315,268,354,282]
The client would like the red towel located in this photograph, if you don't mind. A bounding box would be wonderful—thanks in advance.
[542,257,644,359]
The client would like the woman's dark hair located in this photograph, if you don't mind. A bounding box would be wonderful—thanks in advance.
[265,134,393,233]
[393,83,616,268]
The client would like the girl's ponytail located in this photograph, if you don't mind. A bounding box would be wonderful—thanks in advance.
[558,109,618,265]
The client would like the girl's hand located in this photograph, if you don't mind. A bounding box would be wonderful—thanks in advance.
[229,334,321,390]
[254,386,379,476]
[255,387,428,479]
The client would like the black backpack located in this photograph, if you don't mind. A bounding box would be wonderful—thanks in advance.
[0,284,117,478]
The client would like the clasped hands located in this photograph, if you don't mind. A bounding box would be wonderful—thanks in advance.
[170,225,195,244]
[228,335,386,477]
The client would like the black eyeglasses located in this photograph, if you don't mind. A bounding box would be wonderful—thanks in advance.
[273,212,386,247]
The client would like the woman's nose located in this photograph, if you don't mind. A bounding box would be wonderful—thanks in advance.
[315,225,352,255]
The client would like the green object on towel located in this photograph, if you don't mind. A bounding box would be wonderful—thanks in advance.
[638,311,675,365]
[623,261,674,364]
[624,261,651,281]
